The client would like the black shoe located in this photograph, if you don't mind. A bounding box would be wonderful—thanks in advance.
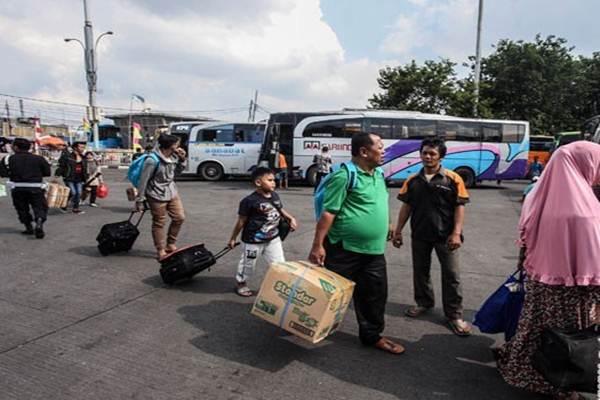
[34,218,45,239]
[21,223,34,235]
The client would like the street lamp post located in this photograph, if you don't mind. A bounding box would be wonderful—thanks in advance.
[473,0,484,117]
[65,0,113,150]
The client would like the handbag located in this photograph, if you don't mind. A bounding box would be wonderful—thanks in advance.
[278,217,291,241]
[532,325,599,393]
[473,269,525,341]
[97,183,109,199]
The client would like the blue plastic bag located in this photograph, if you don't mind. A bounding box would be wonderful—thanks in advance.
[473,270,526,341]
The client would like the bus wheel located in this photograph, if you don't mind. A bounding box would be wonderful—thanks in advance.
[455,167,476,188]
[306,165,318,187]
[199,162,224,181]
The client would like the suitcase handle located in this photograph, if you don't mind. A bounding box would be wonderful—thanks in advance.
[128,210,146,227]
[213,242,240,260]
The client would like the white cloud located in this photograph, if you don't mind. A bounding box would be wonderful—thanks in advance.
[0,0,387,123]
[380,0,478,62]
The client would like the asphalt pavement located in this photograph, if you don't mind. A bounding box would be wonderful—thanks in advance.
[0,170,546,400]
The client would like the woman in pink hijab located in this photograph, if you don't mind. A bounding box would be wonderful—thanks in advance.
[497,141,600,397]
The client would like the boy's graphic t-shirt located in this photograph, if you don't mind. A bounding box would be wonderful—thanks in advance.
[239,191,283,243]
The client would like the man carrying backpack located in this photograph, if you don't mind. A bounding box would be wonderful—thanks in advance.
[309,132,404,355]
[0,138,51,238]
[133,134,187,260]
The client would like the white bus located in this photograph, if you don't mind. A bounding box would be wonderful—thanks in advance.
[258,110,529,187]
[170,121,265,180]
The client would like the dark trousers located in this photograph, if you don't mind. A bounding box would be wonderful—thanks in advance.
[411,239,463,319]
[90,186,97,204]
[324,238,387,345]
[11,188,48,225]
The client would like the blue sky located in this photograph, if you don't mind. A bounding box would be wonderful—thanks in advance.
[0,0,598,125]
[322,0,600,65]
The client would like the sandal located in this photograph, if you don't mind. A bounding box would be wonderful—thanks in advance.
[448,319,472,337]
[165,245,177,254]
[373,337,405,355]
[235,284,255,297]
[404,305,431,318]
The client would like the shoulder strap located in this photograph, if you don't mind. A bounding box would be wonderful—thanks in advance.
[148,152,161,178]
[341,161,358,191]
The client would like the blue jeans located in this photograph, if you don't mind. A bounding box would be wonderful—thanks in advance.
[66,181,83,209]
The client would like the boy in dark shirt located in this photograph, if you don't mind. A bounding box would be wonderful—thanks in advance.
[228,167,298,297]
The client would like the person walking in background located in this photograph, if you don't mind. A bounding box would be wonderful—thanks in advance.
[56,141,87,214]
[228,167,298,297]
[313,146,332,192]
[496,141,600,398]
[0,138,51,238]
[82,151,103,207]
[135,134,187,260]
[277,152,288,190]
[393,137,472,337]
[132,147,143,161]
[309,132,404,355]
[527,156,544,178]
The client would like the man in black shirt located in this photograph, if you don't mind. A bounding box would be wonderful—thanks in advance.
[0,138,51,238]
[392,138,471,336]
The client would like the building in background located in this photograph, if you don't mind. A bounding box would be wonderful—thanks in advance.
[105,112,213,148]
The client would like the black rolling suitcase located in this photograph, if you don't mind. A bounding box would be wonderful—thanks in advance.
[159,243,237,284]
[97,211,145,256]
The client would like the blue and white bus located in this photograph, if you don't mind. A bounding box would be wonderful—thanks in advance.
[171,121,266,180]
[259,110,529,187]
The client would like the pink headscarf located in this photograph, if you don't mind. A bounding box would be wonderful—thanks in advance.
[519,141,600,286]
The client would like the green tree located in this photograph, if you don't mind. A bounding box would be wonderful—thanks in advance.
[576,52,600,119]
[369,59,459,114]
[480,35,580,134]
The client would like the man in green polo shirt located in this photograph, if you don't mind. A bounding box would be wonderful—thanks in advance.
[309,132,404,355]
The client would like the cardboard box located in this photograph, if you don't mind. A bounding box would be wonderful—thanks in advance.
[46,182,70,208]
[251,261,355,344]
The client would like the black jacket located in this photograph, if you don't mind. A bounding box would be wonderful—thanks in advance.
[0,152,51,183]
[56,151,88,182]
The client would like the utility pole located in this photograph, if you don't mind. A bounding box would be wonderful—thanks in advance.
[19,99,24,118]
[4,101,11,135]
[83,0,99,148]
[473,0,484,117]
[66,0,112,149]
[251,90,258,122]
[248,90,259,122]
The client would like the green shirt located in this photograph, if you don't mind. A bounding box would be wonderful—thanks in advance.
[323,165,389,255]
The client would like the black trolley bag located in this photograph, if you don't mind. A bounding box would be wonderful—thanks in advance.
[97,211,145,256]
[159,243,238,284]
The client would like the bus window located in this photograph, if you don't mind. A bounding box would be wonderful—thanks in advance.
[482,123,502,142]
[407,120,436,139]
[303,119,361,138]
[363,118,393,139]
[502,124,523,143]
[392,120,409,139]
[233,124,264,143]
[437,121,480,141]
[200,125,235,142]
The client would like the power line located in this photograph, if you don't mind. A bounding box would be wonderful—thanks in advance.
[0,93,254,115]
